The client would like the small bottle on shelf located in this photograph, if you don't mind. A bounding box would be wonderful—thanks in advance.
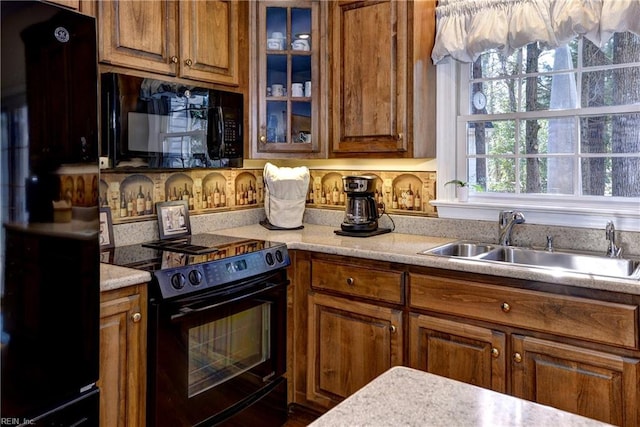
[120,192,128,218]
[145,190,153,215]
[406,184,414,210]
[127,192,134,217]
[136,185,145,216]
[332,181,340,205]
[214,182,221,207]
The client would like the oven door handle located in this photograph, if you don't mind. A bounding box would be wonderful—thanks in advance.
[170,281,285,321]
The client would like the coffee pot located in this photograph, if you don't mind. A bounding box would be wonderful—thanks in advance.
[341,176,382,232]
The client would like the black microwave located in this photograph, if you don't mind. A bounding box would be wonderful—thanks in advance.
[101,73,243,169]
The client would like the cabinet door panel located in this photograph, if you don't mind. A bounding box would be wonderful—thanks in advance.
[512,335,640,427]
[98,286,147,427]
[330,0,408,154]
[307,292,402,409]
[409,314,506,392]
[180,0,238,85]
[98,0,176,75]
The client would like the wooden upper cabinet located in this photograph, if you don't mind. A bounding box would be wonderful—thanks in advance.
[329,0,436,158]
[249,0,325,159]
[98,0,239,86]
[98,0,176,75]
[179,0,238,85]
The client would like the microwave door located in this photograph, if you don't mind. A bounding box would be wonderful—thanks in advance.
[207,106,225,165]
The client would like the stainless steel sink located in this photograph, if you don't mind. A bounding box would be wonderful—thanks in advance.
[418,241,496,257]
[420,240,640,279]
[479,247,640,278]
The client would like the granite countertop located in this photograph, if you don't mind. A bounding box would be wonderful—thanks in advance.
[308,366,612,427]
[100,223,640,295]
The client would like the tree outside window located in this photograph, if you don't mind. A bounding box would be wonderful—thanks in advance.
[465,33,640,199]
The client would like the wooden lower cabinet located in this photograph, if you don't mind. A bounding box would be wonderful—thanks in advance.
[306,291,403,409]
[408,313,506,393]
[290,251,640,425]
[98,284,147,427]
[409,271,640,427]
[512,335,640,427]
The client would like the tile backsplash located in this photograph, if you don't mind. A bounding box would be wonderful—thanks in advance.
[100,168,438,224]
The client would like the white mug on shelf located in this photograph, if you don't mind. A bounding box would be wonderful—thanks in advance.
[291,38,310,51]
[304,81,311,97]
[271,84,284,97]
[267,38,282,50]
[291,83,304,97]
[269,32,285,50]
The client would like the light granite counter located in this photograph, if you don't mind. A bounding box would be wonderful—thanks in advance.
[100,262,151,292]
[308,366,612,427]
[100,223,640,295]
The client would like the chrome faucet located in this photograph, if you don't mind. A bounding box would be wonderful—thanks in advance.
[498,210,525,246]
[605,221,622,258]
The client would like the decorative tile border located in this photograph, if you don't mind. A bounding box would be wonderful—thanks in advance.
[100,169,437,224]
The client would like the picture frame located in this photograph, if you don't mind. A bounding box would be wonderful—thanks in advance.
[100,248,114,264]
[99,207,115,249]
[156,200,191,240]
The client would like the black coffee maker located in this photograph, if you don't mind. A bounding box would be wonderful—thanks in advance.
[340,175,383,233]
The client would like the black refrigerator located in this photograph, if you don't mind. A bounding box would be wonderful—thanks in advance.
[1,2,100,425]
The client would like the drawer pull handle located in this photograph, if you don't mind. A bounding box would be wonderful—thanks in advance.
[185,58,193,67]
[346,277,355,286]
[131,312,142,323]
[501,302,511,313]
[170,56,178,64]
[513,352,522,363]
[389,325,397,333]
[491,347,500,358]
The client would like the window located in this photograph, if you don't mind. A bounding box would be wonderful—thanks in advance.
[434,33,640,231]
[465,34,640,197]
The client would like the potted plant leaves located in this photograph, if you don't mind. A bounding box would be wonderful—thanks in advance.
[445,179,469,202]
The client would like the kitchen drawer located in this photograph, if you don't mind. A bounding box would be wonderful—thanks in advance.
[410,274,638,349]
[311,258,404,304]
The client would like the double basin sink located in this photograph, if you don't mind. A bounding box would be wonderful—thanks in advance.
[420,241,640,279]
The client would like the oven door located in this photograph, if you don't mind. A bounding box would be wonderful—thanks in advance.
[148,271,288,427]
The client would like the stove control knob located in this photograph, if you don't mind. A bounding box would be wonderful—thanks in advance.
[275,250,283,263]
[265,252,275,266]
[189,270,203,286]
[171,273,186,290]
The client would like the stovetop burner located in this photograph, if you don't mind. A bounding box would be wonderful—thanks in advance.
[104,234,290,300]
[141,233,252,254]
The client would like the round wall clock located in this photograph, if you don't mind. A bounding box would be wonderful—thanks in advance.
[473,91,486,110]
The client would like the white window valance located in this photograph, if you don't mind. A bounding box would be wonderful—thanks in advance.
[432,0,640,64]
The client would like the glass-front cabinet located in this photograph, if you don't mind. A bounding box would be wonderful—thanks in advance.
[251,1,324,158]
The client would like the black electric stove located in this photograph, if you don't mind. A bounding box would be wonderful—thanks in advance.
[104,234,290,300]
[106,233,291,426]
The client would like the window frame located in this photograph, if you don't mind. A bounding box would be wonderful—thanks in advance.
[431,60,640,232]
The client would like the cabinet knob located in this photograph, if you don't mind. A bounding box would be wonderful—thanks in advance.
[396,133,403,141]
[389,325,397,333]
[185,58,193,67]
[491,347,500,358]
[513,352,522,363]
[170,56,178,64]
[260,135,267,143]
[501,302,511,313]
[346,277,355,286]
[131,312,142,323]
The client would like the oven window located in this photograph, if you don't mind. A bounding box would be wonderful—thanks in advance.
[188,302,271,397]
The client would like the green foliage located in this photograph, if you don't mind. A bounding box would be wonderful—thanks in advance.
[444,179,467,187]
